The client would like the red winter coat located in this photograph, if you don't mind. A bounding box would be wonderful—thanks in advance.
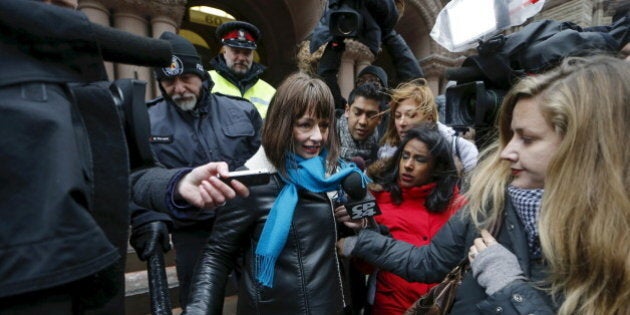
[370,183,464,315]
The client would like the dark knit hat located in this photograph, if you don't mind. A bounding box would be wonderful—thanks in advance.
[155,31,206,81]
[357,65,388,88]
[216,21,260,50]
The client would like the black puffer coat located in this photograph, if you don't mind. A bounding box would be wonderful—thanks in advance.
[351,195,557,314]
[184,173,348,315]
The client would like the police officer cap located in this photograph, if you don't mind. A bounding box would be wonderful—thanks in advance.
[216,21,260,50]
[155,31,207,81]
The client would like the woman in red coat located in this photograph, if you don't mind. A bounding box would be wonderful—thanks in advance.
[365,122,467,314]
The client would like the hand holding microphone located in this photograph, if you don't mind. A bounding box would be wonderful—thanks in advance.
[334,204,366,230]
[336,171,381,231]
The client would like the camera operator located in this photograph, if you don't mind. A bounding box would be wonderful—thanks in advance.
[0,1,248,314]
[310,0,424,110]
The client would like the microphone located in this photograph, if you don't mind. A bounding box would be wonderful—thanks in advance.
[341,172,367,201]
[340,172,381,221]
[91,23,173,67]
[1,0,172,69]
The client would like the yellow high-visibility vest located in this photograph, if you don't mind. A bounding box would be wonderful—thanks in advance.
[209,70,275,118]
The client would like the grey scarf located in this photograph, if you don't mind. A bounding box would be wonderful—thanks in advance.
[337,115,379,163]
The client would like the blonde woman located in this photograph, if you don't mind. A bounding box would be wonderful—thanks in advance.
[338,55,629,314]
[378,78,479,173]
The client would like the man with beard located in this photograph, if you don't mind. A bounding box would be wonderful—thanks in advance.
[209,21,276,118]
[133,31,263,308]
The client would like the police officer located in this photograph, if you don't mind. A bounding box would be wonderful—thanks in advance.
[209,21,276,118]
[131,31,263,309]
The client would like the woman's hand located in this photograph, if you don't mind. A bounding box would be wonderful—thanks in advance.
[469,229,525,295]
[468,229,496,262]
[334,205,366,230]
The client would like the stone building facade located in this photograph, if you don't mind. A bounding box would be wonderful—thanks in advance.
[78,0,622,99]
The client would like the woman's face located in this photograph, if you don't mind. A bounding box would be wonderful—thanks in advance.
[292,111,330,159]
[500,96,562,189]
[394,99,427,140]
[398,139,435,189]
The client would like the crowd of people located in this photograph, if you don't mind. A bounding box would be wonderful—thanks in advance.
[1,1,629,315]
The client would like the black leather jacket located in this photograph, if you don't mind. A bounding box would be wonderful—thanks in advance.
[184,173,348,315]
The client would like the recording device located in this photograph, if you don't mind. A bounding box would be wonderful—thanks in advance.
[442,18,624,150]
[340,172,381,221]
[91,23,172,67]
[219,169,271,187]
[329,0,363,37]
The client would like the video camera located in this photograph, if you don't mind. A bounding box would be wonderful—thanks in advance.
[328,0,363,37]
[443,18,626,149]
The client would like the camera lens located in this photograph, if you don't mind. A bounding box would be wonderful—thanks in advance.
[336,14,357,35]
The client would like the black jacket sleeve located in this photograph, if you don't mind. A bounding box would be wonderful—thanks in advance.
[184,189,262,314]
[352,212,473,283]
[383,31,424,82]
[130,166,188,213]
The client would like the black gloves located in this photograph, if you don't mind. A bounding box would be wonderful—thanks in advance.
[130,220,171,261]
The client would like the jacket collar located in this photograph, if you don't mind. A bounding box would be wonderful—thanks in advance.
[210,54,266,91]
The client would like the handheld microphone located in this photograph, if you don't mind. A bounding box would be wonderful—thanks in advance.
[340,172,381,221]
[1,0,173,69]
[91,23,172,67]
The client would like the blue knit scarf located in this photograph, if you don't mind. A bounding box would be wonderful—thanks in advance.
[255,151,366,287]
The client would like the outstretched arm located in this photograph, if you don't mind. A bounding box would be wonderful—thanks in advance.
[131,162,249,213]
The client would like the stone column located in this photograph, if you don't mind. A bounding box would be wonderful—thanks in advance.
[113,11,153,99]
[151,16,177,38]
[79,0,115,79]
[150,16,178,97]
[339,39,375,100]
[147,0,186,99]
[419,53,463,97]
[338,55,355,102]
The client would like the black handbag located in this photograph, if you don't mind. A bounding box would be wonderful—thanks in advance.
[403,258,468,315]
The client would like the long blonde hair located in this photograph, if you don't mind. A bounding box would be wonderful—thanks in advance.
[539,56,630,315]
[466,55,629,314]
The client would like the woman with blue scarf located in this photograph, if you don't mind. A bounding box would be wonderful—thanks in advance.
[183,72,366,315]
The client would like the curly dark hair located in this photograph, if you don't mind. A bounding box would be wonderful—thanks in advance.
[367,122,459,213]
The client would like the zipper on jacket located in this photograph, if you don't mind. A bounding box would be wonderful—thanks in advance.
[328,196,348,310]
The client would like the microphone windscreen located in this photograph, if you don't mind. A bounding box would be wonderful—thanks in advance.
[341,172,367,201]
[92,23,172,67]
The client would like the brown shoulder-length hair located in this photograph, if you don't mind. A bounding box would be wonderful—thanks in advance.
[262,72,340,176]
